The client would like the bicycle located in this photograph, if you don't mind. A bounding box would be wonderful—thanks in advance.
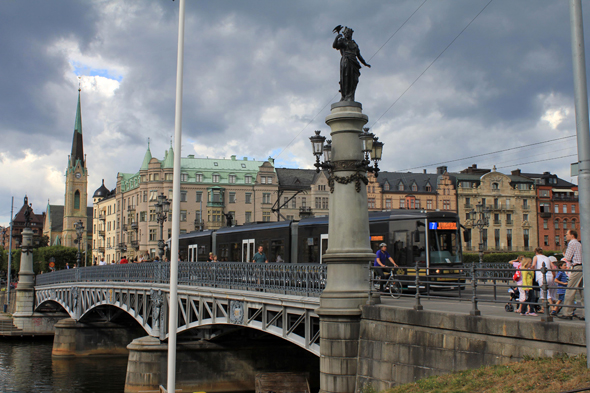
[385,272,402,299]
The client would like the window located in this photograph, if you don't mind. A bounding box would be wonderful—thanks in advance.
[563,205,567,214]
[399,199,405,209]
[425,184,432,192]
[543,219,548,229]
[149,190,158,201]
[210,190,222,203]
[267,176,273,184]
[523,229,529,248]
[384,183,390,191]
[229,174,236,184]
[229,192,236,203]
[398,183,404,191]
[322,197,329,210]
[149,209,156,222]
[555,219,559,229]
[140,211,147,222]
[301,197,306,208]
[523,214,528,222]
[181,173,188,181]
[572,219,576,229]
[165,173,173,181]
[180,191,187,202]
[482,229,488,249]
[262,193,271,204]
[523,199,528,208]
[149,229,157,241]
[245,193,252,204]
[412,183,418,192]
[460,181,471,188]
[495,229,500,249]
[208,209,222,223]
[74,190,80,209]
[544,235,549,246]
[154,174,159,181]
[212,174,220,183]
[506,229,512,249]
[143,191,147,202]
[555,204,559,213]
[415,199,420,209]
[386,199,392,209]
[195,173,203,182]
[262,211,271,222]
[180,210,187,221]
[318,185,326,191]
[291,198,296,209]
[443,200,450,210]
[245,175,252,184]
[563,219,568,229]
[316,197,321,209]
[427,200,432,210]
[572,205,576,214]
[245,211,252,223]
[196,192,202,202]
[517,183,529,190]
[505,198,510,208]
[261,176,266,184]
[492,182,499,190]
[540,189,549,197]
[555,235,560,246]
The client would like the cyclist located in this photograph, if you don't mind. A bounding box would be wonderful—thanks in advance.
[374,243,398,291]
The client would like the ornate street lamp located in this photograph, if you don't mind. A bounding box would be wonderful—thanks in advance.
[154,193,171,260]
[471,202,490,264]
[74,220,84,267]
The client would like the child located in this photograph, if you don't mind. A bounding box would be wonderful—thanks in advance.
[509,255,524,313]
[551,261,568,316]
[520,258,536,316]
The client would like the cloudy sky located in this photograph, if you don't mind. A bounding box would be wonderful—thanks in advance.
[0,0,587,225]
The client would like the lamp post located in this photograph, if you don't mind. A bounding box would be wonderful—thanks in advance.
[154,193,171,260]
[74,220,84,267]
[471,202,490,264]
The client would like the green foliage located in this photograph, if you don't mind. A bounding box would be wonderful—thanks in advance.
[360,383,378,393]
[0,246,79,274]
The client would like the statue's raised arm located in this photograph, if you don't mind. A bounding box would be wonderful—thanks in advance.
[333,26,371,102]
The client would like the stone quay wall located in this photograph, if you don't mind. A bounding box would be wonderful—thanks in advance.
[356,305,586,391]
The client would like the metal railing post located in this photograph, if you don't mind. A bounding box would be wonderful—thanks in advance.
[470,263,481,316]
[541,262,553,322]
[414,259,423,311]
[367,261,376,305]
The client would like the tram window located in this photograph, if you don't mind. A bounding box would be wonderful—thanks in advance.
[270,240,285,262]
[230,242,241,262]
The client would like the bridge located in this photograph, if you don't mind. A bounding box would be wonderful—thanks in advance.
[34,262,326,355]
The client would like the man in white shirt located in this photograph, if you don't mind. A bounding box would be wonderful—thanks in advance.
[98,257,107,266]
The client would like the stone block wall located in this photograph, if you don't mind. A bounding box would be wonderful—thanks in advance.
[356,305,586,391]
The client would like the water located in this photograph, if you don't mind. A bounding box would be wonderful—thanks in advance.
[0,338,128,393]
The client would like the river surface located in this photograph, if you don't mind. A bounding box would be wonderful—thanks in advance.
[0,338,128,393]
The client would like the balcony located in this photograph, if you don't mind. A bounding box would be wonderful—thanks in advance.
[127,205,136,212]
[130,240,139,249]
[506,220,513,226]
[98,230,105,237]
[98,214,106,221]
[522,205,530,210]
[98,247,105,253]
[540,212,552,218]
[464,203,472,209]
[131,222,138,231]
[117,243,127,252]
[493,220,501,226]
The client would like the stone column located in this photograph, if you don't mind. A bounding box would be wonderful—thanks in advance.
[317,101,376,393]
[13,227,35,317]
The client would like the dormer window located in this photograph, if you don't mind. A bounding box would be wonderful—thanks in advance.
[411,183,418,192]
[398,182,404,191]
[425,184,432,192]
[492,182,499,190]
[384,182,390,191]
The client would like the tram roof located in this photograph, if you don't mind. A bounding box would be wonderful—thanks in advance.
[216,220,292,234]
[178,230,214,240]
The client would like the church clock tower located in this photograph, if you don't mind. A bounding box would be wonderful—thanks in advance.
[62,88,88,248]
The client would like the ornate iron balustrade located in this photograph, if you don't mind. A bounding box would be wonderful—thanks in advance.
[36,262,327,297]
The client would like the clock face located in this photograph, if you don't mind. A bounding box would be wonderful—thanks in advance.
[75,172,81,179]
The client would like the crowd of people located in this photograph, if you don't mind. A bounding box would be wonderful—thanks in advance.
[509,229,584,320]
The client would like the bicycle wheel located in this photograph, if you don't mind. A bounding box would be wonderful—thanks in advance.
[389,280,401,299]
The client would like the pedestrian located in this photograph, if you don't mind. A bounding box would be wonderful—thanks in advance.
[207,252,214,262]
[552,261,568,316]
[212,255,219,262]
[520,257,536,316]
[98,257,107,266]
[532,248,552,313]
[120,255,128,264]
[252,246,268,263]
[509,255,524,313]
[558,230,584,321]
[65,263,70,269]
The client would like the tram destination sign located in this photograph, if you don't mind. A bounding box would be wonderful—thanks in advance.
[429,222,457,230]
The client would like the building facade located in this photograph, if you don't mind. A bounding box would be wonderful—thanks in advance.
[517,170,579,251]
[454,165,537,252]
[275,168,330,220]
[92,144,279,263]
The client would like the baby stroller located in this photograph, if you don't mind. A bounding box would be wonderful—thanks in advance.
[505,287,520,312]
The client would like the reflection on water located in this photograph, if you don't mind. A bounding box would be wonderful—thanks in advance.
[0,338,127,393]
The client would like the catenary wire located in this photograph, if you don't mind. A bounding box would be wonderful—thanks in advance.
[395,135,575,172]
[370,0,494,129]
[273,0,429,160]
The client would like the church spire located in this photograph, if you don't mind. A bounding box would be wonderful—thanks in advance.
[70,89,84,168]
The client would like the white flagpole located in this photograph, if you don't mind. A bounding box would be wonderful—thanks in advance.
[167,0,186,390]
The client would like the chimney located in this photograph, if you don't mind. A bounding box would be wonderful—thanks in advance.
[437,166,448,175]
[423,169,427,174]
[511,169,521,176]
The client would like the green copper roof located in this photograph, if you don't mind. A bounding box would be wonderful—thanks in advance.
[69,90,85,168]
[162,145,174,168]
[75,90,82,134]
[140,143,152,171]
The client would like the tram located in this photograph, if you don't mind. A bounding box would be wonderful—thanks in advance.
[177,210,468,286]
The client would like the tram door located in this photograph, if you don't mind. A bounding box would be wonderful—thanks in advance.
[320,234,329,264]
[242,239,255,262]
[188,245,197,262]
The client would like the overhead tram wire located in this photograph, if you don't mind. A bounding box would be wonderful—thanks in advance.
[395,135,576,172]
[369,0,494,129]
[496,154,577,170]
[273,0,429,161]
